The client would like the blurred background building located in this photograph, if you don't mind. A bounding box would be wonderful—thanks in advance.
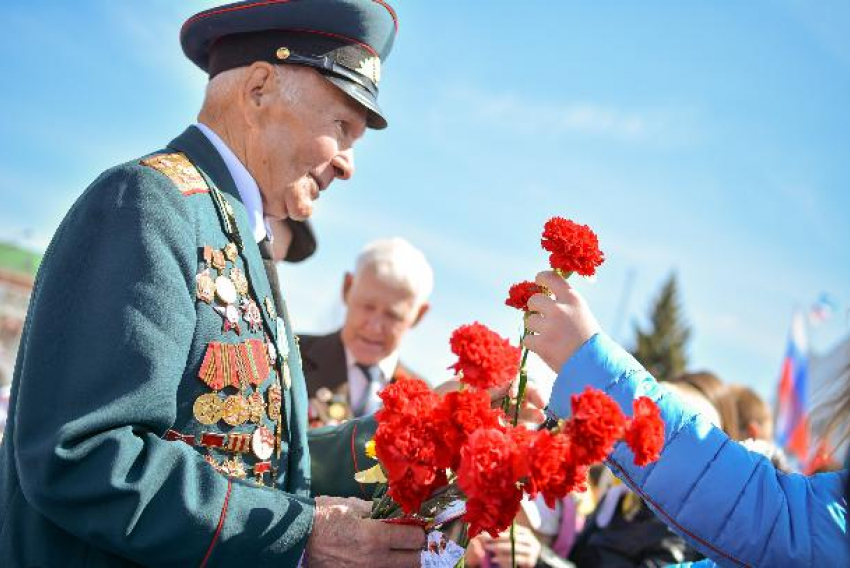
[0,242,41,439]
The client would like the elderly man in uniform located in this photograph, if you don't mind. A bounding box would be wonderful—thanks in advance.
[300,237,432,425]
[0,1,426,566]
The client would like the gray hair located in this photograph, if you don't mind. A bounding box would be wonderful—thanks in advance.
[353,238,434,308]
[202,64,304,112]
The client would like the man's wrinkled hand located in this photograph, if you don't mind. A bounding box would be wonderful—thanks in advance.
[307,496,425,568]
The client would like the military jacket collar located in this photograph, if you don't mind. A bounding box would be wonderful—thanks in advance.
[195,122,268,244]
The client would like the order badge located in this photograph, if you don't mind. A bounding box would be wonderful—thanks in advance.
[276,317,290,359]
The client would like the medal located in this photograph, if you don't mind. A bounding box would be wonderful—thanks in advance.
[248,391,266,423]
[230,267,249,296]
[252,426,275,460]
[220,456,247,479]
[241,299,263,333]
[214,304,241,335]
[221,395,250,426]
[276,317,290,359]
[316,387,333,403]
[267,339,277,366]
[267,385,282,421]
[281,361,292,390]
[226,433,252,454]
[198,343,225,390]
[223,242,239,263]
[264,296,277,320]
[241,340,269,385]
[254,461,271,485]
[328,402,347,422]
[215,276,238,305]
[211,248,227,272]
[193,393,223,425]
[195,269,215,304]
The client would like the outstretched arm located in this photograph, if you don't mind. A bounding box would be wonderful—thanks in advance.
[524,271,848,567]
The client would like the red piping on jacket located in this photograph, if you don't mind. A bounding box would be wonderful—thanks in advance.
[200,480,233,567]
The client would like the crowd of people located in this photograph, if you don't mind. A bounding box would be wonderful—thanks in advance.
[0,1,846,566]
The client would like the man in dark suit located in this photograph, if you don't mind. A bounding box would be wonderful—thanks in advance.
[300,238,432,425]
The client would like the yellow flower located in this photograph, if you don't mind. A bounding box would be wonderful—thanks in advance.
[365,439,377,460]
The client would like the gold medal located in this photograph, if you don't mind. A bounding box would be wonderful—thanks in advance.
[222,395,251,426]
[195,269,215,304]
[193,393,223,425]
[223,242,239,263]
[248,391,266,423]
[267,385,282,421]
[220,456,247,479]
[230,267,249,296]
[211,248,227,272]
[328,402,347,422]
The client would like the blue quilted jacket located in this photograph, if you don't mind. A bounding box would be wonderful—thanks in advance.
[548,333,848,567]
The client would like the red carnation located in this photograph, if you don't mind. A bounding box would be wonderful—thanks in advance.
[564,387,626,466]
[524,430,589,507]
[449,322,521,391]
[541,217,605,277]
[374,379,445,514]
[624,397,665,466]
[433,389,505,471]
[457,428,527,538]
[505,281,543,312]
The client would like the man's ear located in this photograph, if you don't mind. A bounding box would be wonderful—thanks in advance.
[342,272,354,304]
[241,62,276,126]
[411,302,430,327]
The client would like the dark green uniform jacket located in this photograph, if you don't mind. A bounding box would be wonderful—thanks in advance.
[0,126,375,567]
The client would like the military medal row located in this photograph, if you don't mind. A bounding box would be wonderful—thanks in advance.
[196,243,264,336]
[193,387,282,427]
[165,427,276,485]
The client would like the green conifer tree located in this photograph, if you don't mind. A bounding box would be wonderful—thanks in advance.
[632,273,691,382]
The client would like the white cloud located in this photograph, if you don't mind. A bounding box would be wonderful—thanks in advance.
[442,86,694,143]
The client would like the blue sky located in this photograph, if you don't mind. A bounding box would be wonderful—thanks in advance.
[2,1,848,401]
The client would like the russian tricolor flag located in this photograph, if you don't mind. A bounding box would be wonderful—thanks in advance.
[775,311,809,462]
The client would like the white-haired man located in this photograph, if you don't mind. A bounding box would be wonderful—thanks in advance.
[300,238,433,424]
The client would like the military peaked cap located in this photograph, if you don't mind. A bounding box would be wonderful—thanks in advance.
[181,0,398,129]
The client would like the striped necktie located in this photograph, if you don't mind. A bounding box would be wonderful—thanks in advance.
[353,363,381,417]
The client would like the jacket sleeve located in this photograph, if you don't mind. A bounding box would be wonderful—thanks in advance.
[548,333,848,568]
[308,415,378,499]
[13,165,313,567]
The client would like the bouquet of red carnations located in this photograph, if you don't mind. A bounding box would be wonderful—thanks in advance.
[358,217,665,563]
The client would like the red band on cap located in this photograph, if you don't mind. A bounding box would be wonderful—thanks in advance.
[182,0,398,38]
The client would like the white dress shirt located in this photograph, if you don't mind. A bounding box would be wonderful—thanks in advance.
[196,122,271,244]
[344,349,399,417]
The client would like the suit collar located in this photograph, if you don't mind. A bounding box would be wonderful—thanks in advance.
[301,331,348,394]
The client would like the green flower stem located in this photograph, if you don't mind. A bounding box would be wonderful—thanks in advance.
[512,344,530,427]
[510,520,517,568]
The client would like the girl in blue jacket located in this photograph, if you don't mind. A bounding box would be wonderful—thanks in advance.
[524,271,848,568]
